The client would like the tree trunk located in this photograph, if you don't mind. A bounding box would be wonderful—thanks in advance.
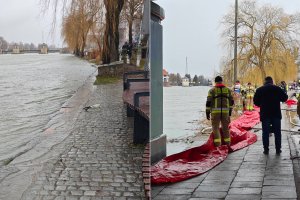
[259,63,267,84]
[80,38,85,58]
[74,47,80,57]
[128,20,133,44]
[102,0,124,64]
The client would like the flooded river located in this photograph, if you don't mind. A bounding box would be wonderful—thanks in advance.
[164,86,210,155]
[0,54,96,164]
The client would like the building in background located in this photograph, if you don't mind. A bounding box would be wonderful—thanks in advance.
[12,44,20,54]
[40,43,48,54]
[182,76,190,87]
[163,69,169,87]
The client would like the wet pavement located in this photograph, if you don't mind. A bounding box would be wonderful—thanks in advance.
[152,109,300,200]
[2,82,145,200]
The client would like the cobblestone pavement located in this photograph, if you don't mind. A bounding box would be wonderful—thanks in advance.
[21,83,146,200]
[152,121,298,199]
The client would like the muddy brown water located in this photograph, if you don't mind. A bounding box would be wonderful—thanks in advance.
[0,54,96,165]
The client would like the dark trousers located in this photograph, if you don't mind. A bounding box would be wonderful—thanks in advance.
[261,118,281,151]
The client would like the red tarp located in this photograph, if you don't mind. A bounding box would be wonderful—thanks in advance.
[151,109,260,184]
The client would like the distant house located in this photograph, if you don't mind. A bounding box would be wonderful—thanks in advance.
[182,76,190,87]
[163,69,169,87]
[12,44,20,54]
[40,43,48,54]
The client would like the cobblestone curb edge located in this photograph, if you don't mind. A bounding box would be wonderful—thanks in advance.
[142,143,150,199]
[287,133,300,199]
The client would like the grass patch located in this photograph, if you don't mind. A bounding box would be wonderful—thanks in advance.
[138,59,147,68]
[129,143,146,149]
[3,157,14,165]
[94,76,120,85]
[89,59,98,64]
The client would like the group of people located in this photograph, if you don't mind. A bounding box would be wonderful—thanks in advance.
[206,76,288,155]
[121,42,133,60]
[232,80,256,112]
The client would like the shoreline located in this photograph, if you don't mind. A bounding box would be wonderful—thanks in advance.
[0,68,98,200]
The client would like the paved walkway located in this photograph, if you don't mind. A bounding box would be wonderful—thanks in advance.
[152,112,299,200]
[21,83,146,200]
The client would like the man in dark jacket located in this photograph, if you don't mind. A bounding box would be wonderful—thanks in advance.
[254,76,288,155]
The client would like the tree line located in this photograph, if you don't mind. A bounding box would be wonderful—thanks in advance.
[0,36,56,51]
[168,73,211,86]
[41,0,143,64]
[220,0,300,85]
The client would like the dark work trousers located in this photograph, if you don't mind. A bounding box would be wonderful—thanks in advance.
[261,118,281,151]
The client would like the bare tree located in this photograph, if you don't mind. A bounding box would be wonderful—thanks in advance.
[101,0,125,64]
[61,0,101,57]
[121,0,143,44]
[89,2,106,60]
[0,37,8,51]
[221,0,300,84]
[40,0,125,63]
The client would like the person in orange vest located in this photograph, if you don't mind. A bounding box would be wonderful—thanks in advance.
[206,76,234,146]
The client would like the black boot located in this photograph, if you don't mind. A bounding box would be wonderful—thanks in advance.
[263,148,269,155]
[276,149,282,155]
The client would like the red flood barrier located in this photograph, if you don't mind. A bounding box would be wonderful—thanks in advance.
[151,109,260,184]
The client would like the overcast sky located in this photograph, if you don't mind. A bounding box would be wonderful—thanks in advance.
[156,0,300,78]
[0,0,62,46]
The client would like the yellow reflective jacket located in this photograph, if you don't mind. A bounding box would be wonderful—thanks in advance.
[206,84,234,115]
[245,85,255,97]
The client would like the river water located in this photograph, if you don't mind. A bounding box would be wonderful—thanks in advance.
[0,54,96,164]
[164,86,210,155]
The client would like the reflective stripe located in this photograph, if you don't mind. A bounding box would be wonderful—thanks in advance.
[214,96,218,108]
[212,108,230,111]
[212,110,229,114]
[214,138,221,142]
[224,138,231,142]
[227,98,229,109]
[222,89,229,94]
[207,86,233,113]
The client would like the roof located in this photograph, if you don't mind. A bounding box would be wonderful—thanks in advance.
[163,69,168,76]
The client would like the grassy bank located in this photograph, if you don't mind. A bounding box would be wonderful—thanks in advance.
[94,76,120,85]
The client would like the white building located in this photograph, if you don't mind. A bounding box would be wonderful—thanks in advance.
[182,76,190,87]
[40,43,48,54]
[12,44,20,54]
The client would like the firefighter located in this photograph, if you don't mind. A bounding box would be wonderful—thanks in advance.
[245,82,256,111]
[206,76,234,147]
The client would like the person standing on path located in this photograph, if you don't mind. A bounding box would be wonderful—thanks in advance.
[254,76,288,155]
[206,76,234,147]
[244,82,256,111]
[297,94,300,132]
[232,80,243,114]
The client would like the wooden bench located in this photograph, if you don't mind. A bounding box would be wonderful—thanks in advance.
[123,71,149,144]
